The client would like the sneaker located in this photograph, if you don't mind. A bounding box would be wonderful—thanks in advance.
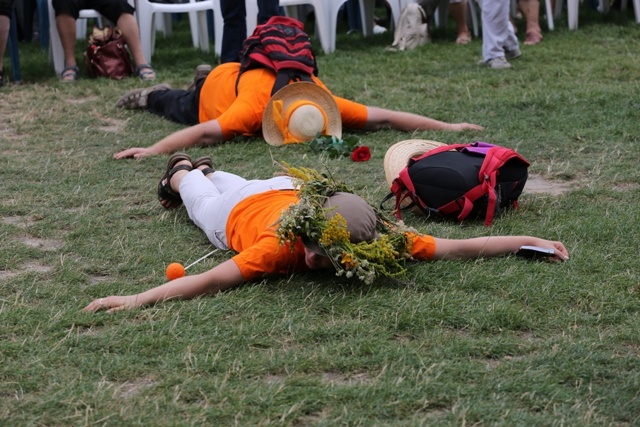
[505,48,522,59]
[187,64,212,90]
[116,83,172,109]
[479,56,512,69]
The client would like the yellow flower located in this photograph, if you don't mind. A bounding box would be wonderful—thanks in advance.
[319,214,350,247]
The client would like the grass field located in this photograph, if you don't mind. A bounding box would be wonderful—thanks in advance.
[1,7,639,426]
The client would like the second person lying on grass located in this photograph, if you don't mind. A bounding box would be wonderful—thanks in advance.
[84,156,569,313]
[113,63,484,160]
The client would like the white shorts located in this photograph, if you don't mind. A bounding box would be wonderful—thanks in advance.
[179,170,296,249]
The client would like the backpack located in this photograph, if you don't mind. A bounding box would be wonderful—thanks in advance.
[389,3,429,51]
[384,142,530,226]
[84,26,133,80]
[236,16,318,96]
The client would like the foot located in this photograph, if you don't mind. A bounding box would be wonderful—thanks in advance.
[193,156,215,176]
[505,47,522,60]
[479,57,512,69]
[158,153,193,209]
[116,83,172,109]
[524,31,543,45]
[60,65,80,83]
[455,32,471,45]
[134,64,156,81]
[186,64,212,90]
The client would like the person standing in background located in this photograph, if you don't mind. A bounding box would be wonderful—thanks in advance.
[219,0,280,63]
[478,0,521,69]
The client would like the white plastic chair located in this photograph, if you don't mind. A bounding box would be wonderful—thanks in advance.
[136,0,216,61]
[432,0,480,37]
[555,0,639,30]
[47,0,103,75]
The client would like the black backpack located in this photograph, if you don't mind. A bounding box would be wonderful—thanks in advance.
[236,16,319,96]
[383,142,530,226]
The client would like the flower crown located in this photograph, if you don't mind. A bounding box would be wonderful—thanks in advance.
[276,164,413,284]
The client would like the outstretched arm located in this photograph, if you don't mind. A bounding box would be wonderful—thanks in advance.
[113,120,225,160]
[83,259,244,312]
[433,236,569,262]
[363,106,484,132]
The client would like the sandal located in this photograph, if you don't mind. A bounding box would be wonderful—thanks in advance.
[135,64,156,81]
[192,156,215,176]
[158,153,193,209]
[456,34,472,45]
[524,31,543,46]
[60,65,80,83]
[116,83,171,109]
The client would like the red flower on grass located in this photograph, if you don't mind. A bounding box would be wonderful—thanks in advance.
[351,146,371,162]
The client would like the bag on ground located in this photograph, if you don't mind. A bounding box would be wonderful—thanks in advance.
[389,3,429,51]
[384,142,530,226]
[84,26,133,80]
[236,16,318,95]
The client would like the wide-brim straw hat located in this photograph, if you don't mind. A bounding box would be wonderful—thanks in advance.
[262,82,342,146]
[383,139,447,187]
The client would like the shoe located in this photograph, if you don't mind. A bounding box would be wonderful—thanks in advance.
[524,31,543,45]
[193,156,215,176]
[134,64,156,81]
[479,57,512,69]
[116,83,172,109]
[187,64,212,90]
[456,33,472,45]
[505,48,522,60]
[60,65,80,83]
[157,153,193,209]
[373,24,387,35]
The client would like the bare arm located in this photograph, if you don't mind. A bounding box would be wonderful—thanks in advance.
[113,120,225,160]
[433,236,569,262]
[363,106,484,132]
[83,259,244,312]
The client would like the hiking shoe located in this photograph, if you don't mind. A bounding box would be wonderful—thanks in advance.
[116,83,171,109]
[479,56,512,69]
[505,48,522,60]
[187,64,212,91]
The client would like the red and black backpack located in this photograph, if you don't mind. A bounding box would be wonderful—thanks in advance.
[383,142,530,226]
[236,16,319,96]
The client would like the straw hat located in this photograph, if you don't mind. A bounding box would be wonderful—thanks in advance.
[383,139,447,187]
[262,82,342,146]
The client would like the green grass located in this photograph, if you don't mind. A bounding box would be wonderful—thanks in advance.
[1,9,640,426]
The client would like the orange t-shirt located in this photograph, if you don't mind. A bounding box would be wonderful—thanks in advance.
[226,190,437,281]
[197,63,368,140]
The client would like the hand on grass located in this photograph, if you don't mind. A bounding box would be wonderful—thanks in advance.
[526,238,570,262]
[83,295,140,313]
[113,147,155,160]
[449,123,485,131]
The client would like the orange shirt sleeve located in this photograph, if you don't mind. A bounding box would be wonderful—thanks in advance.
[408,233,436,260]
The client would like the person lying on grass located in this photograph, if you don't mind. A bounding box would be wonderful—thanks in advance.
[83,155,569,313]
[112,63,484,160]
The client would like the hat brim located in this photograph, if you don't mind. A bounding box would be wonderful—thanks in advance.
[383,139,448,188]
[262,82,342,146]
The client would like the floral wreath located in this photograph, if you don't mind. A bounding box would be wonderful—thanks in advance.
[276,164,414,285]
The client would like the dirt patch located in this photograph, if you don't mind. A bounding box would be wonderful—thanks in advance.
[1,215,38,228]
[22,262,54,273]
[112,378,157,399]
[67,96,100,105]
[322,372,371,386]
[97,117,127,133]
[90,274,111,284]
[19,236,64,251]
[524,175,574,195]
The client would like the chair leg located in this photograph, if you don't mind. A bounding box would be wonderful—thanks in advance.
[568,0,578,29]
[545,0,555,30]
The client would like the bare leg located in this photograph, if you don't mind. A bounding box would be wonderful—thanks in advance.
[449,1,471,44]
[56,14,77,68]
[116,13,148,67]
[519,0,543,45]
